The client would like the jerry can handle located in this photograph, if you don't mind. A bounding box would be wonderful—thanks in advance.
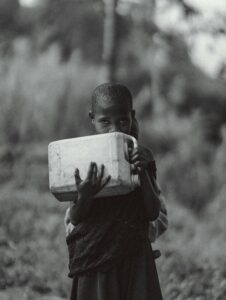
[124,135,140,188]
[124,135,138,161]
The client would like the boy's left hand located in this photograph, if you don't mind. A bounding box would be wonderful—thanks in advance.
[129,145,152,174]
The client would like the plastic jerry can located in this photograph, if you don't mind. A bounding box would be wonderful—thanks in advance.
[48,132,140,201]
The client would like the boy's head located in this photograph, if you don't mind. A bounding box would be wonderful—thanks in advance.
[89,83,136,136]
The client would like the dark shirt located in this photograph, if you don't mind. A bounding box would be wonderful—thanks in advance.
[66,157,159,277]
[66,187,150,277]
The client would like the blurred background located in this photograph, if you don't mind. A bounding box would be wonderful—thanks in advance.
[0,0,226,299]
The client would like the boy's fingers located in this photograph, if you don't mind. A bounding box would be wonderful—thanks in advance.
[131,164,136,172]
[139,154,149,162]
[131,157,148,168]
[97,165,108,188]
[74,168,82,185]
[134,161,141,168]
[86,162,94,180]
[134,161,147,171]
[131,164,139,174]
[137,167,142,174]
[130,148,138,156]
[130,153,140,163]
[131,162,143,174]
[97,164,105,183]
[92,163,97,182]
[100,175,111,190]
[133,147,139,153]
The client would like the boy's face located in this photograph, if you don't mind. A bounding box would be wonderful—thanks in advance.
[90,97,134,135]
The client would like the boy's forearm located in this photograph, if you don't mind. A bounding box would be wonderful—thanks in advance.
[70,195,93,225]
[140,170,161,221]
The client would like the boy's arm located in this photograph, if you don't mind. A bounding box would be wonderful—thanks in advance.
[69,195,93,226]
[69,163,111,226]
[65,196,93,234]
[140,170,161,221]
[140,146,168,238]
[64,207,75,236]
[134,145,161,221]
[149,191,168,242]
[131,145,167,224]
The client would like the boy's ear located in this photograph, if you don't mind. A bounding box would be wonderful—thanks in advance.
[89,111,94,122]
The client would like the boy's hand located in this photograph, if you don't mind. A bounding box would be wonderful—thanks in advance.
[74,162,111,200]
[129,145,152,174]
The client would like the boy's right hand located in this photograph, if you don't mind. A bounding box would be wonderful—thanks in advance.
[74,162,111,200]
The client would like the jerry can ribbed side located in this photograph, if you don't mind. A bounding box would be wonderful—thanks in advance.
[48,132,140,201]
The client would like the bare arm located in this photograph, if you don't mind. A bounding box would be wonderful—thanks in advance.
[149,193,168,242]
[140,169,161,221]
[130,145,161,221]
[70,162,111,226]
[70,195,93,226]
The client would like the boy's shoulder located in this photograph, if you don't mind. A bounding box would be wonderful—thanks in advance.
[139,144,155,161]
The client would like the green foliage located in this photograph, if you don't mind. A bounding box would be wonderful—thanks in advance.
[1,182,226,298]
[39,0,104,61]
[157,122,226,213]
[0,188,70,297]
[0,0,20,55]
[1,3,226,298]
[0,39,99,145]
[0,0,19,30]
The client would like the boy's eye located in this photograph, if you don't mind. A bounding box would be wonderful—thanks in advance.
[120,119,129,125]
[100,119,110,125]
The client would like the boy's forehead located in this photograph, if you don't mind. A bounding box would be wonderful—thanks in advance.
[95,94,130,108]
[95,97,131,113]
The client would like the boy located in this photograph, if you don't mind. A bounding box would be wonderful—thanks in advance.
[65,83,167,300]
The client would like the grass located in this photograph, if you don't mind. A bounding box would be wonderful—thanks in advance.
[0,185,71,299]
[0,146,226,300]
[0,39,226,299]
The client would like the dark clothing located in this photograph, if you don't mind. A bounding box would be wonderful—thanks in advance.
[66,160,163,299]
[69,239,162,300]
[66,188,148,277]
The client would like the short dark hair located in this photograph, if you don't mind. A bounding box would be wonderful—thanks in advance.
[91,82,133,112]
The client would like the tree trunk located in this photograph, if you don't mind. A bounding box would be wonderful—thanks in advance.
[102,0,118,82]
